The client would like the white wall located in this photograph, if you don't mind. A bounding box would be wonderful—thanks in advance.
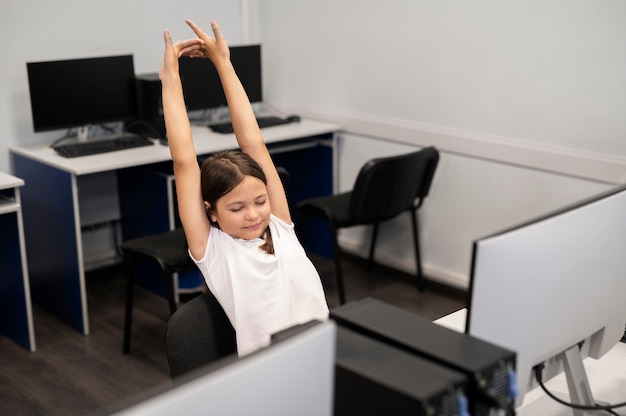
[0,0,261,173]
[258,1,625,287]
[260,0,626,158]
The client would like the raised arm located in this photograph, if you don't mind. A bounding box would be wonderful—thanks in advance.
[159,30,211,260]
[184,19,291,224]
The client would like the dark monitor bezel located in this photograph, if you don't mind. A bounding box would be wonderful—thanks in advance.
[26,54,138,133]
[179,44,262,112]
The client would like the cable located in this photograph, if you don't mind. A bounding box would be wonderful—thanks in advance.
[49,129,77,148]
[124,119,163,139]
[98,123,117,134]
[533,364,626,413]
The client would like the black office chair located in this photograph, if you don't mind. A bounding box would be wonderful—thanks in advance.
[120,227,191,354]
[165,290,237,379]
[297,147,439,305]
[120,166,291,354]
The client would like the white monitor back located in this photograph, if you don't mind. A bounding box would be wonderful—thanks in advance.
[113,321,336,416]
[466,186,626,406]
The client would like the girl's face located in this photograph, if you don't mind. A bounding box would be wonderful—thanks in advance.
[210,175,271,240]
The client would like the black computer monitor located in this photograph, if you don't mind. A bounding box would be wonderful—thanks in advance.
[26,55,138,133]
[231,44,263,104]
[179,56,224,112]
[466,185,626,412]
[179,44,262,112]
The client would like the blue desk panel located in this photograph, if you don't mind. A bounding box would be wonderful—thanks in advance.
[12,154,85,334]
[0,211,32,350]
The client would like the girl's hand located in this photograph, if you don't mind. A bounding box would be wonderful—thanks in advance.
[159,29,204,80]
[184,20,230,66]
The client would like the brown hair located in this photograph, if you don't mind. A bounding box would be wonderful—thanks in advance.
[200,150,275,254]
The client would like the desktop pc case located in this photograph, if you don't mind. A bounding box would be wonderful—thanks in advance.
[331,298,517,416]
[135,73,166,138]
[272,321,468,416]
[334,327,468,416]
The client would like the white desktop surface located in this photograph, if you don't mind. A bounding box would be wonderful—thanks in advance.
[0,172,24,215]
[434,309,626,415]
[9,119,340,176]
[0,171,25,190]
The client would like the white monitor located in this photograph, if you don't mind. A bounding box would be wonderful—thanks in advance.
[111,320,336,416]
[466,185,626,412]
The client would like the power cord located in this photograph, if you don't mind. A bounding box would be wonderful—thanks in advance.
[49,129,77,148]
[124,119,163,139]
[533,363,625,414]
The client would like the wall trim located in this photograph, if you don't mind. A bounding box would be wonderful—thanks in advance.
[290,106,626,185]
[338,236,469,291]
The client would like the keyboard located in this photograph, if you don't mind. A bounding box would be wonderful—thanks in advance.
[209,116,292,134]
[52,134,154,158]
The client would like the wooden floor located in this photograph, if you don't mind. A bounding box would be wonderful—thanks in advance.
[0,253,466,416]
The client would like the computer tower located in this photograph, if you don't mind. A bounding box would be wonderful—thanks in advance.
[331,298,517,416]
[135,73,166,138]
[335,327,468,416]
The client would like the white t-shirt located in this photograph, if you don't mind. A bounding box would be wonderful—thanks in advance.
[191,214,329,356]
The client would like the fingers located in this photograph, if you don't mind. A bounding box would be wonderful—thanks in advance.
[184,19,223,40]
[165,19,220,59]
[211,20,223,39]
[163,29,173,47]
[185,19,206,38]
[174,38,204,50]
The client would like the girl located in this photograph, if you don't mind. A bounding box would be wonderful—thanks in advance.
[159,19,329,356]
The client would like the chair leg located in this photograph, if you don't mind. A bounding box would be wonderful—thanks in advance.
[410,209,425,292]
[330,222,346,305]
[367,223,379,269]
[162,267,177,315]
[298,213,346,305]
[123,257,135,354]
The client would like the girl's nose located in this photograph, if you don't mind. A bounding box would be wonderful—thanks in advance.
[245,207,258,220]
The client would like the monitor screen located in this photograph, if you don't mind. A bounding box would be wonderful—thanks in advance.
[231,44,263,104]
[179,44,262,112]
[465,185,626,409]
[26,55,138,133]
[179,57,224,111]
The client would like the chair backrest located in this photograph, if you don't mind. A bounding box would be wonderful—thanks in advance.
[276,166,290,191]
[348,147,439,224]
[165,290,237,379]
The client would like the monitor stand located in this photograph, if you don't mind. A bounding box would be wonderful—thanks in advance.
[77,124,93,142]
[74,123,128,143]
[189,106,230,125]
[560,344,610,416]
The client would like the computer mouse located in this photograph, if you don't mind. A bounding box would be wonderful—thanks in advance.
[286,114,301,123]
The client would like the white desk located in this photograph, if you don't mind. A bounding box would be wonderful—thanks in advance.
[10,119,340,335]
[0,171,35,351]
[435,309,626,415]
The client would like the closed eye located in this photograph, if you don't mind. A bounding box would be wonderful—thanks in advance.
[228,204,244,212]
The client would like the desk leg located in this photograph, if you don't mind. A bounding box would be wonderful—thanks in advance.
[12,154,88,334]
[0,207,36,351]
